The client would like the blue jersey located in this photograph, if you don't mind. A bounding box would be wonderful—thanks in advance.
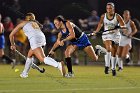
[0,33,5,49]
[60,21,91,49]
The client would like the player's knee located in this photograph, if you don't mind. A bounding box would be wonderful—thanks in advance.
[106,47,111,52]
[64,50,71,57]
[38,57,44,62]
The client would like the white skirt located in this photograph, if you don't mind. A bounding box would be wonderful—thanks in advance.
[29,35,46,50]
[119,35,131,48]
[102,33,112,41]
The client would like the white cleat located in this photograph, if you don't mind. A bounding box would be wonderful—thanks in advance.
[65,72,74,78]
[20,73,28,78]
[58,61,66,77]
[95,45,107,54]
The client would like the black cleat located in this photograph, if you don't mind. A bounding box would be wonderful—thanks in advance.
[104,66,109,74]
[117,67,123,72]
[125,57,131,63]
[112,70,116,76]
[40,68,45,73]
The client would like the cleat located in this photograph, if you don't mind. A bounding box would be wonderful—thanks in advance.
[104,66,109,74]
[95,45,107,54]
[112,70,116,76]
[40,68,45,73]
[65,72,74,78]
[125,57,131,63]
[117,67,123,72]
[20,73,28,78]
[58,61,66,76]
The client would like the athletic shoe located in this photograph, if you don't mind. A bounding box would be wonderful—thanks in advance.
[95,45,107,54]
[58,61,66,76]
[104,66,109,74]
[95,49,101,56]
[112,70,116,76]
[125,57,131,63]
[20,73,28,78]
[117,67,123,72]
[65,72,74,78]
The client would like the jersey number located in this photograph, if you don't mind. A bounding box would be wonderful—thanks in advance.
[31,22,40,29]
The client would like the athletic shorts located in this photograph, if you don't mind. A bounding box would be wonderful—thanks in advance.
[119,35,131,48]
[71,33,91,50]
[29,35,46,50]
[0,35,5,49]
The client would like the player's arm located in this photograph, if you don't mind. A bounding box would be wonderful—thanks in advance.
[49,32,62,53]
[92,14,104,35]
[9,22,25,49]
[117,14,128,34]
[117,14,126,27]
[62,21,75,42]
[129,20,137,37]
[0,23,3,33]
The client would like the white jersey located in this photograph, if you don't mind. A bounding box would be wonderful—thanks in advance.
[119,20,132,47]
[22,22,46,50]
[102,13,120,43]
[23,22,45,39]
[104,13,119,31]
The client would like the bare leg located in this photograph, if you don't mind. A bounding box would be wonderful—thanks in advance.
[84,45,98,61]
[65,45,77,77]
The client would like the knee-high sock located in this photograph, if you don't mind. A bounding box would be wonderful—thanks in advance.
[118,57,123,69]
[111,56,117,70]
[104,52,111,67]
[22,58,32,74]
[44,57,59,68]
[65,57,72,73]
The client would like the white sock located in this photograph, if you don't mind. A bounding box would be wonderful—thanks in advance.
[104,52,111,67]
[118,57,123,69]
[126,54,129,59]
[111,56,117,70]
[22,58,32,74]
[44,57,59,68]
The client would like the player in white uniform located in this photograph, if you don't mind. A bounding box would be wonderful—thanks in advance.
[92,2,125,76]
[9,13,66,78]
[117,10,137,71]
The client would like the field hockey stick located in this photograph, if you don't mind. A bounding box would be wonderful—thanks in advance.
[15,50,45,73]
[122,34,140,41]
[47,46,61,57]
[87,26,127,36]
[131,37,140,41]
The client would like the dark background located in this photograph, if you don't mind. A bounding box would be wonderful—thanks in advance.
[0,0,140,23]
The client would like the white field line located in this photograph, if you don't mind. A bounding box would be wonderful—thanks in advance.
[0,87,140,92]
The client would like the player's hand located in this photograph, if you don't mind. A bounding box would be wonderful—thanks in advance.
[10,45,16,51]
[59,40,64,46]
[127,34,132,38]
[48,50,55,56]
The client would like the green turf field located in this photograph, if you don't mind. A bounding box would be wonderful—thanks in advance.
[0,65,140,93]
